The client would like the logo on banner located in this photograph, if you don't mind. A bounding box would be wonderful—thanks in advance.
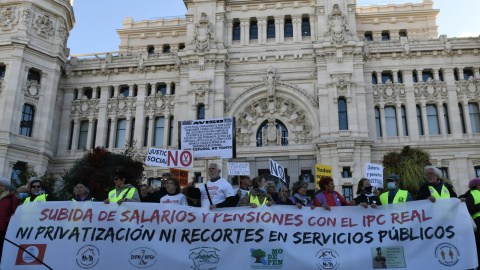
[189,247,220,270]
[15,244,47,265]
[250,248,284,269]
[129,247,157,268]
[76,245,100,269]
[435,243,459,266]
[315,249,340,270]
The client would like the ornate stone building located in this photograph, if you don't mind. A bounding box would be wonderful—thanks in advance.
[1,0,479,199]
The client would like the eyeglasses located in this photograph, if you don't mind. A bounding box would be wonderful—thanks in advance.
[31,185,41,188]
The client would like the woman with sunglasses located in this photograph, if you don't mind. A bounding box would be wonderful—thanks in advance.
[24,178,54,202]
[104,169,140,205]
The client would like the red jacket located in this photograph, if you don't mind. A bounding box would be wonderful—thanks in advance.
[0,193,19,233]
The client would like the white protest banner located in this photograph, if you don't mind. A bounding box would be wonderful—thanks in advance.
[366,163,383,188]
[145,147,193,168]
[180,117,235,159]
[228,162,250,176]
[269,159,285,183]
[2,199,476,269]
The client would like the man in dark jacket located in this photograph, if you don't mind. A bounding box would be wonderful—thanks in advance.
[147,172,172,202]
[416,166,457,202]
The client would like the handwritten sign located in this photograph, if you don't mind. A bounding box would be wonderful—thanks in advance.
[366,163,383,188]
[170,168,189,187]
[269,159,285,183]
[145,148,193,168]
[315,164,333,189]
[227,162,250,176]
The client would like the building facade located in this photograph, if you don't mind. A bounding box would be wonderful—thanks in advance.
[0,0,479,198]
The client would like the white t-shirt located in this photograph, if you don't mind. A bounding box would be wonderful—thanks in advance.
[160,193,189,206]
[233,188,249,206]
[199,178,235,208]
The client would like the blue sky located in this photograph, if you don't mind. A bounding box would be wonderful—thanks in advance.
[68,0,480,55]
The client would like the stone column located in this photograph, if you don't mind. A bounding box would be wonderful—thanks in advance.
[379,104,387,141]
[416,70,422,82]
[275,17,284,43]
[147,114,154,147]
[128,85,133,97]
[420,102,430,139]
[96,86,109,147]
[258,17,267,44]
[164,114,170,146]
[135,84,146,148]
[109,117,117,150]
[70,118,80,154]
[458,69,465,81]
[433,69,440,81]
[309,15,316,41]
[376,71,382,85]
[393,70,399,83]
[57,90,75,156]
[85,117,95,150]
[292,16,302,42]
[474,68,480,80]
[240,19,250,45]
[403,69,419,140]
[437,101,447,139]
[462,100,473,135]
[125,116,132,148]
[395,104,404,139]
[113,85,118,97]
[226,21,233,46]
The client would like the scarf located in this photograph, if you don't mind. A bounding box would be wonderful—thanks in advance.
[294,193,309,205]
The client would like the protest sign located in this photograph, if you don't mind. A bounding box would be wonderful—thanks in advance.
[179,117,236,159]
[366,163,383,188]
[2,199,476,269]
[269,159,285,183]
[227,162,250,176]
[145,148,193,168]
[170,168,189,187]
[315,164,332,189]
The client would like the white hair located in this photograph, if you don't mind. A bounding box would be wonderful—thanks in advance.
[209,163,220,170]
[74,183,90,196]
[424,166,442,178]
[0,178,10,189]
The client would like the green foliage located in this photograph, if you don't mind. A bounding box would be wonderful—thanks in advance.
[251,249,266,259]
[381,146,431,199]
[13,169,57,194]
[58,147,144,201]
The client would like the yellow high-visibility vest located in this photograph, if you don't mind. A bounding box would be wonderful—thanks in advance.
[24,194,48,202]
[108,188,136,202]
[247,191,268,205]
[380,190,408,205]
[428,185,450,199]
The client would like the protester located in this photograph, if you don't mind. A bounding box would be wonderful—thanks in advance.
[104,169,140,205]
[277,186,290,204]
[160,178,189,205]
[16,185,29,205]
[285,180,314,209]
[0,178,19,263]
[25,178,54,202]
[240,176,274,208]
[354,178,381,208]
[72,183,96,201]
[187,163,235,209]
[314,177,351,210]
[416,166,457,202]
[266,181,279,203]
[379,174,412,204]
[463,178,480,268]
[139,184,149,202]
[233,175,251,206]
[147,172,171,203]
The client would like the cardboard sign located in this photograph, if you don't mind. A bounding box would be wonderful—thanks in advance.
[269,159,285,183]
[366,163,383,188]
[170,168,189,187]
[227,162,250,176]
[145,148,193,168]
[315,164,333,189]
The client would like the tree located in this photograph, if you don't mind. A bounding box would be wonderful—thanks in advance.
[251,249,266,263]
[381,146,431,199]
[57,147,144,201]
[15,169,57,194]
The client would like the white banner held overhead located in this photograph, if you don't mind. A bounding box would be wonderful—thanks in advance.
[1,199,476,269]
[180,117,235,159]
[269,159,286,183]
[227,162,250,176]
[366,163,383,188]
[145,148,193,168]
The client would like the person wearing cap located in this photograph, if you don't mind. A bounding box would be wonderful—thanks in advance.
[104,169,140,205]
[463,178,480,268]
[24,178,54,202]
[416,166,457,202]
[72,183,96,202]
[379,174,412,205]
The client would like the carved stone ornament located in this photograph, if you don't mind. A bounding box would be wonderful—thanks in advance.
[137,58,146,73]
[414,78,447,100]
[26,80,40,98]
[263,66,279,100]
[22,8,30,25]
[324,4,351,44]
[262,117,282,147]
[101,60,109,75]
[107,97,136,116]
[456,78,479,99]
[191,12,215,53]
[144,95,175,115]
[0,7,19,31]
[56,18,68,47]
[33,13,54,38]
[71,99,100,118]
[372,80,406,104]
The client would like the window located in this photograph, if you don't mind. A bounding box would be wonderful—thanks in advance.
[250,20,258,40]
[469,103,480,133]
[459,103,466,134]
[11,161,27,184]
[154,117,165,146]
[439,167,449,179]
[78,121,89,149]
[179,43,185,50]
[162,44,170,53]
[381,72,393,84]
[342,167,351,178]
[284,18,293,38]
[144,118,149,147]
[454,69,459,81]
[342,186,353,203]
[401,106,408,136]
[27,69,41,83]
[438,69,444,82]
[92,120,97,148]
[397,71,403,83]
[302,17,310,36]
[83,88,92,99]
[119,85,129,97]
[19,104,35,137]
[109,87,114,98]
[157,83,167,95]
[375,107,382,137]
[426,105,440,135]
[171,83,176,95]
[147,84,152,97]
[412,70,418,83]
[129,118,135,147]
[256,119,288,147]
[475,166,480,178]
[422,70,434,82]
[381,31,390,41]
[443,104,450,134]
[372,72,377,85]
[300,170,313,183]
[0,65,6,78]
[168,116,174,146]
[115,119,126,148]
[68,120,74,150]
[147,45,155,54]
[338,98,348,130]
[106,119,111,147]
[464,68,474,80]
[399,30,407,38]
[267,19,275,39]
[194,172,203,184]
[385,106,398,136]
[232,21,240,41]
[417,105,424,135]
[197,104,205,120]
[364,32,373,41]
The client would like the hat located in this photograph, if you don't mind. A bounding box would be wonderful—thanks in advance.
[469,178,480,189]
[387,174,399,181]
[28,177,42,183]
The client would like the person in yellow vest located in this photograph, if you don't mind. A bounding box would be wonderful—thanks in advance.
[24,178,54,202]
[104,170,140,205]
[379,174,412,205]
[416,166,457,202]
[464,178,480,268]
[72,183,96,202]
[239,176,274,208]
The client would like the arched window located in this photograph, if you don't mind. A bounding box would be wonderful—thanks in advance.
[256,119,288,147]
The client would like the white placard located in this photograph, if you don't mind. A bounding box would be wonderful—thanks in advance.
[145,148,193,168]
[227,162,250,176]
[269,159,286,183]
[366,162,383,188]
[180,117,235,159]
